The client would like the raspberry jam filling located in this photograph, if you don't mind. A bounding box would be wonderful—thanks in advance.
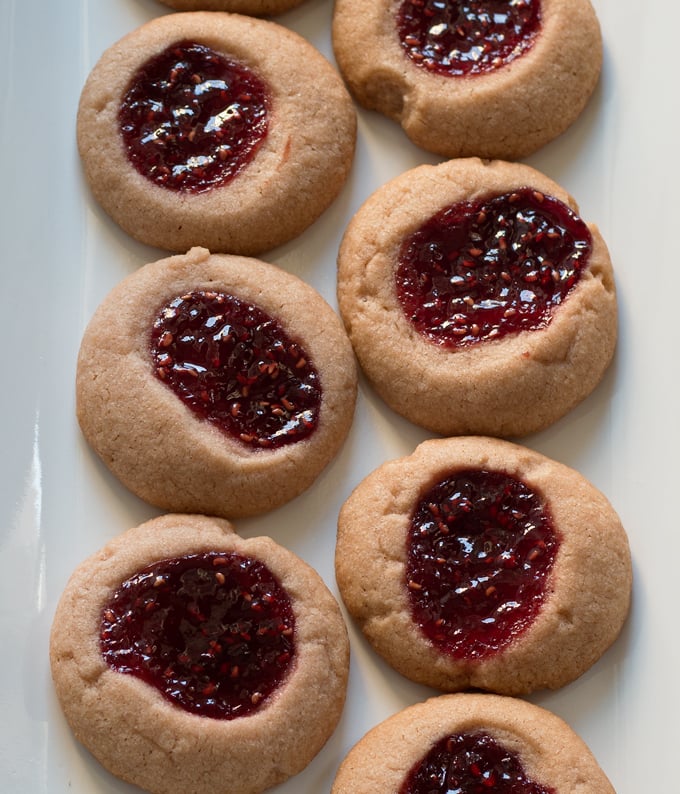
[151,290,321,449]
[100,551,296,719]
[395,188,592,348]
[397,0,541,76]
[119,40,269,192]
[401,732,554,793]
[406,469,558,659]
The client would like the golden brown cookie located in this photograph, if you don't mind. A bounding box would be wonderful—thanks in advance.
[337,158,617,438]
[77,247,357,518]
[332,0,602,160]
[332,693,615,793]
[50,513,350,794]
[77,12,356,254]
[156,0,305,14]
[336,436,632,695]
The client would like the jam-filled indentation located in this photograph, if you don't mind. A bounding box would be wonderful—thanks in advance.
[395,187,592,347]
[150,290,321,449]
[406,469,558,659]
[100,551,296,719]
[397,0,541,77]
[119,40,269,192]
[400,731,555,793]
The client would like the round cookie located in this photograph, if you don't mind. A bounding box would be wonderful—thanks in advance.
[337,158,617,438]
[77,12,356,254]
[76,247,357,518]
[332,0,601,160]
[332,693,615,793]
[335,436,632,695]
[50,513,350,794]
[155,0,306,14]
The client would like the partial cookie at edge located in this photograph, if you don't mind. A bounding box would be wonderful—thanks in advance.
[156,0,306,14]
[332,0,602,160]
[332,693,615,793]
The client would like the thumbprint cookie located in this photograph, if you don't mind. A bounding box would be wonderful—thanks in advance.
[76,247,357,517]
[50,513,350,794]
[337,158,617,438]
[336,436,632,695]
[332,0,601,160]
[77,12,355,254]
[332,693,615,793]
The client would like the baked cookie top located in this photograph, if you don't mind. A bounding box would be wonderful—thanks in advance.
[336,436,631,695]
[332,693,615,793]
[50,513,350,794]
[332,0,601,160]
[155,0,306,14]
[77,11,355,254]
[77,247,357,518]
[337,158,617,438]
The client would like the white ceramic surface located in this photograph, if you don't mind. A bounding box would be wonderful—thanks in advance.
[1,0,677,790]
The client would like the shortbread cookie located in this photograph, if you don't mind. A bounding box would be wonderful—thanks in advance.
[332,693,615,793]
[77,12,355,254]
[50,513,349,794]
[333,0,601,160]
[336,436,631,695]
[156,0,305,14]
[77,247,357,517]
[337,158,617,438]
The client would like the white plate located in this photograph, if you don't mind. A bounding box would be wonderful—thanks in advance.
[1,0,678,790]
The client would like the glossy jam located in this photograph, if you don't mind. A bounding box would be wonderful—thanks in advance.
[150,290,321,449]
[100,551,296,719]
[397,0,541,76]
[406,470,558,659]
[401,732,555,793]
[119,40,269,192]
[396,188,592,348]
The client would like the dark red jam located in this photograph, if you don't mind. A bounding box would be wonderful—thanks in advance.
[396,188,592,348]
[150,290,321,449]
[100,551,296,719]
[119,40,269,192]
[401,732,555,793]
[406,469,558,659]
[396,0,541,76]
